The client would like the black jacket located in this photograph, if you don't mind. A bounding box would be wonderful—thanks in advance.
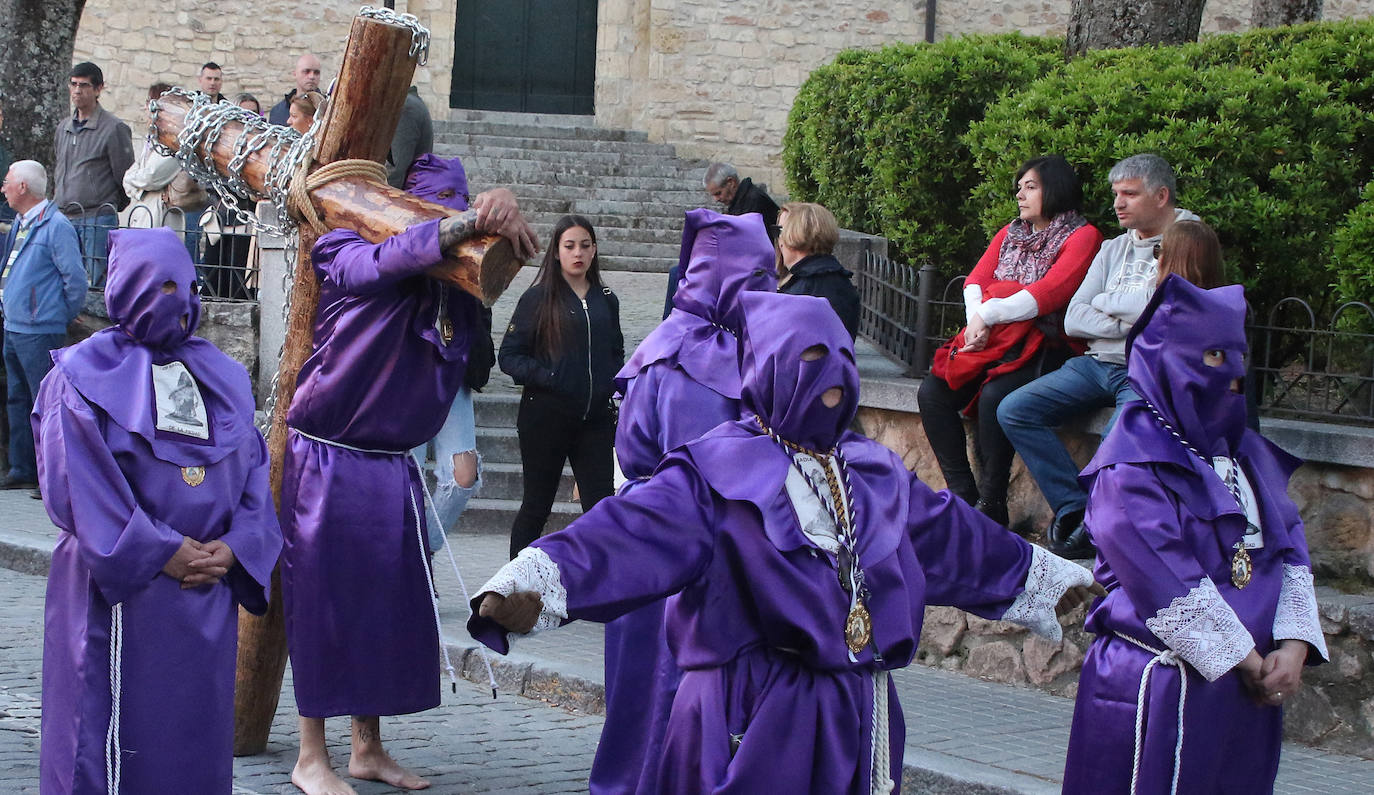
[726,178,780,241]
[500,282,624,418]
[780,253,860,340]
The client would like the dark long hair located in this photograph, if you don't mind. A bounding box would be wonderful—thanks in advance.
[532,215,602,360]
[1015,155,1084,220]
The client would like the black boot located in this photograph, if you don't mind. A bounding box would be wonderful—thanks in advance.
[1048,514,1096,560]
[973,498,1009,527]
[1047,508,1085,545]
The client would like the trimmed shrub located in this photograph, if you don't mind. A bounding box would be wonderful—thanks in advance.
[964,50,1362,314]
[1332,181,1374,306]
[783,34,1061,269]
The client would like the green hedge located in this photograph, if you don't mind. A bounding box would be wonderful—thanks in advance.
[783,34,1061,269]
[784,19,1374,311]
[1332,181,1374,306]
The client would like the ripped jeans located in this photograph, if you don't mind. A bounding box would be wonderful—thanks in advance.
[412,387,481,552]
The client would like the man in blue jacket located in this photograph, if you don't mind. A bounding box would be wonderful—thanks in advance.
[1,161,88,492]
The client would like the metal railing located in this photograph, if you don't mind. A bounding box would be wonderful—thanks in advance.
[853,251,1374,425]
[56,201,259,301]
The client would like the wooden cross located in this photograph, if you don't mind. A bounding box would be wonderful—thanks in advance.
[150,11,522,754]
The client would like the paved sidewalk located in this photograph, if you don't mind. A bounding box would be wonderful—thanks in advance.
[5,496,1374,793]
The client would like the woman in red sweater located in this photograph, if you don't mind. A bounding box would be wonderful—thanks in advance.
[918,155,1103,527]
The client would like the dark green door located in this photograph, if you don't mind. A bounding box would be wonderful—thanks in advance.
[450,0,597,114]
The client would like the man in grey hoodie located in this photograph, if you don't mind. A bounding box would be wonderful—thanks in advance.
[997,154,1199,558]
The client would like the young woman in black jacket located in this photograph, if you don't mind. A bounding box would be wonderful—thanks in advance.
[499,215,624,557]
[775,202,860,339]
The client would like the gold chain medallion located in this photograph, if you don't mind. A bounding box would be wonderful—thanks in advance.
[845,600,873,655]
[181,466,205,487]
[1231,546,1252,589]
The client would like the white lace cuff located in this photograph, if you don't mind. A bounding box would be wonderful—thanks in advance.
[1273,564,1328,662]
[1144,577,1254,682]
[1000,545,1093,642]
[476,547,568,636]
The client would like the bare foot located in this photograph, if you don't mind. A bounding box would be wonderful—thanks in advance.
[349,748,431,790]
[292,755,358,795]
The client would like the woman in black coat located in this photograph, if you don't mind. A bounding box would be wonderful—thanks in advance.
[775,202,860,339]
[499,214,624,557]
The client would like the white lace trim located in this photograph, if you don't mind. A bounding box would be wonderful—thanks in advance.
[476,547,568,636]
[1144,578,1254,682]
[1001,545,1093,642]
[1273,564,1328,661]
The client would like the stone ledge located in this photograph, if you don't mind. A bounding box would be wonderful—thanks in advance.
[857,373,1374,470]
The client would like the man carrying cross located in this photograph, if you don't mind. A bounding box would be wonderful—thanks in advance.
[280,156,536,794]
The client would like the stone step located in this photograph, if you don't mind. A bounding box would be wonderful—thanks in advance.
[435,132,679,158]
[473,392,520,427]
[600,255,674,273]
[496,183,704,205]
[442,170,705,195]
[513,196,687,219]
[456,497,580,536]
[453,154,708,181]
[474,426,522,464]
[481,461,575,501]
[530,224,687,248]
[444,143,706,171]
[438,113,649,142]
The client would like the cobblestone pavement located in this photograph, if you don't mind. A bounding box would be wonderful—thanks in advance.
[0,564,605,795]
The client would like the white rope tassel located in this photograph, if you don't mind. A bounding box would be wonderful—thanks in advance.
[411,454,499,699]
[105,602,125,794]
[870,669,894,794]
[1116,633,1188,795]
[406,468,461,696]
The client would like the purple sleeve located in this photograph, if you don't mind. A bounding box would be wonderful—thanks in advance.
[217,432,284,615]
[468,459,717,652]
[311,219,444,294]
[616,367,735,477]
[33,372,185,606]
[906,479,1034,618]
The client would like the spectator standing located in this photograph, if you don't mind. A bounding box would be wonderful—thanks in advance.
[53,62,135,287]
[387,86,434,189]
[123,83,183,230]
[1,161,87,493]
[269,54,323,126]
[917,155,1102,526]
[998,154,1199,559]
[235,93,263,116]
[775,201,861,339]
[499,215,623,558]
[286,91,326,134]
[198,61,227,104]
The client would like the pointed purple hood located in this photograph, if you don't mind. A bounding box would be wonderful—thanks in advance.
[1126,274,1248,457]
[738,291,860,452]
[616,209,776,398]
[405,153,470,211]
[53,228,255,465]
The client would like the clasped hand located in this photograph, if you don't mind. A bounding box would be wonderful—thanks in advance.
[161,537,236,589]
[1236,640,1306,706]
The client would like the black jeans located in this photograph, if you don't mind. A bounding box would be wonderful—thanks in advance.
[917,347,1065,508]
[509,391,616,558]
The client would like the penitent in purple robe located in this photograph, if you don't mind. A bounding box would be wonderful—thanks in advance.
[595,210,776,794]
[473,292,1091,793]
[1063,276,1327,794]
[280,216,480,718]
[36,228,282,794]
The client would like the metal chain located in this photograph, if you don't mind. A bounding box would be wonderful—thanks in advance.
[359,5,431,64]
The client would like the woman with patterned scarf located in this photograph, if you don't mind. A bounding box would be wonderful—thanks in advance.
[919,154,1103,527]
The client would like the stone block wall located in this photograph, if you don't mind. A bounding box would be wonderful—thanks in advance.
[856,401,1374,757]
[76,291,259,386]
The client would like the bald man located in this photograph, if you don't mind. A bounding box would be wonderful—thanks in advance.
[269,54,324,126]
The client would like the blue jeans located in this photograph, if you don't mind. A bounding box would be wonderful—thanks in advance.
[72,213,117,287]
[182,206,204,265]
[411,388,481,551]
[996,355,1139,519]
[4,331,65,481]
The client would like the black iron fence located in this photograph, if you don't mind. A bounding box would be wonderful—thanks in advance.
[853,251,1374,426]
[56,201,259,301]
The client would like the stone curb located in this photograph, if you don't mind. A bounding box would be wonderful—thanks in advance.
[442,641,1032,795]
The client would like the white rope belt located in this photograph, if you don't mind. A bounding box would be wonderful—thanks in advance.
[290,427,408,456]
[105,603,124,793]
[870,669,894,794]
[1115,633,1188,795]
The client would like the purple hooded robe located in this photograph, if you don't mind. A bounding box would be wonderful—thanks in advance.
[593,210,777,794]
[1063,275,1328,794]
[279,157,481,717]
[471,292,1091,794]
[35,227,282,794]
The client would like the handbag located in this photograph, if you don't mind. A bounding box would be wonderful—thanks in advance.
[163,170,209,211]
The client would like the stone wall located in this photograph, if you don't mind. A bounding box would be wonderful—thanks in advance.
[856,400,1374,757]
[76,292,259,385]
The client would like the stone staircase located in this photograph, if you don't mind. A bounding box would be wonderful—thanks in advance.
[433,109,712,273]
